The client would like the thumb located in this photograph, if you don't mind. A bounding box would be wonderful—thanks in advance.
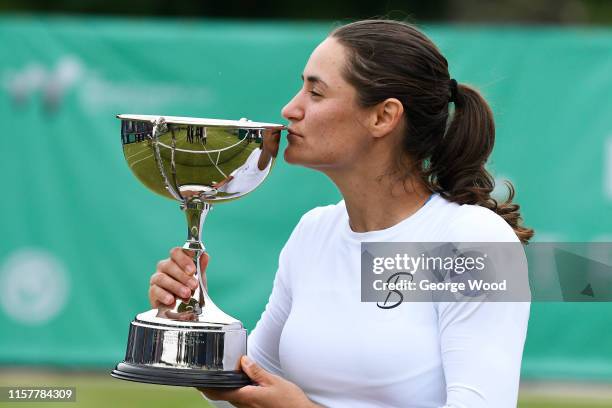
[199,252,210,269]
[199,252,209,291]
[241,356,273,385]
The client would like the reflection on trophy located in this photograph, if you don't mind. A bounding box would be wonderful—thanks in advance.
[111,114,284,387]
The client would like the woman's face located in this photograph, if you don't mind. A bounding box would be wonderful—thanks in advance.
[281,37,372,171]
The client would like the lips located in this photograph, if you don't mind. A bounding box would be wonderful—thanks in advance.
[287,127,303,138]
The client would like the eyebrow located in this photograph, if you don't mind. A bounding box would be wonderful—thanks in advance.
[301,74,329,88]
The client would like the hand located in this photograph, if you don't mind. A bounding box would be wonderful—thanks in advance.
[149,248,209,308]
[262,128,281,157]
[212,176,233,189]
[199,356,320,408]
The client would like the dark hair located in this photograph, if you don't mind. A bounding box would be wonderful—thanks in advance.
[331,19,533,243]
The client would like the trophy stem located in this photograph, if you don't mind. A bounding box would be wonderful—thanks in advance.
[183,198,209,252]
[173,198,210,317]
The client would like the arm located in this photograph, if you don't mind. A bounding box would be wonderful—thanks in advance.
[438,206,531,407]
[247,242,293,375]
[200,215,323,407]
[436,300,531,408]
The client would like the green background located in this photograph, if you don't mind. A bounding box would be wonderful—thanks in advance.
[0,15,611,383]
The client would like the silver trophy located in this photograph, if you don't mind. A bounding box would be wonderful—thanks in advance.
[111,114,284,387]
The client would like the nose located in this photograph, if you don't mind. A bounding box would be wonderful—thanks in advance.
[281,91,304,123]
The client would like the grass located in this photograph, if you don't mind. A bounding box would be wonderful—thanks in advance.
[1,371,611,408]
[0,370,212,408]
[520,398,612,408]
[123,125,259,201]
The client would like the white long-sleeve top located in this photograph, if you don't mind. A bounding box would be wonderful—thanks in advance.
[246,194,530,408]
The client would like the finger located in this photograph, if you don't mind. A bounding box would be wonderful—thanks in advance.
[199,252,210,271]
[198,386,257,405]
[149,285,175,308]
[169,247,196,275]
[199,387,240,402]
[241,356,274,386]
[150,272,192,299]
[199,253,210,291]
[264,128,281,138]
[159,259,199,290]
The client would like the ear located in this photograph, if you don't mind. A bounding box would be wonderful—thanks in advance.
[366,98,404,138]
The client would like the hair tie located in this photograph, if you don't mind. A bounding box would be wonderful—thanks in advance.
[449,78,458,103]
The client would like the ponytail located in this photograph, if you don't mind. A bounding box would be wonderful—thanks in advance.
[428,83,534,243]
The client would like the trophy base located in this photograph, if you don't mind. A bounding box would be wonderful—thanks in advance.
[111,362,251,388]
[112,309,251,388]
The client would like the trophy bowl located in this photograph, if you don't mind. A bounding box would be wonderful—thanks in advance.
[111,114,284,387]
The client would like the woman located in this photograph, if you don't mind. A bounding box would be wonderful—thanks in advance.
[149,19,533,408]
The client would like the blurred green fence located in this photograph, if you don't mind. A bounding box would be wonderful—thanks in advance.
[0,15,611,380]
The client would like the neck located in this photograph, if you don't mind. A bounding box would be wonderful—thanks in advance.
[323,163,431,233]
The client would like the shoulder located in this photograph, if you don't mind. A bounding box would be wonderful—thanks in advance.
[290,200,346,240]
[440,199,519,243]
[299,201,345,224]
[278,201,345,264]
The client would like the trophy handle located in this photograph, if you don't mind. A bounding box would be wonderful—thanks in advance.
[150,117,183,201]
